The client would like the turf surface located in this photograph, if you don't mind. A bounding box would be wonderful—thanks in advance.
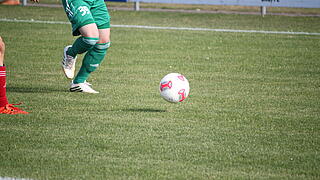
[0,5,319,180]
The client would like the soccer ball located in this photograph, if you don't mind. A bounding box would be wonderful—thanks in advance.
[159,73,190,103]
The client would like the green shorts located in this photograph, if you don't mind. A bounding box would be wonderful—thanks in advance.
[62,0,111,36]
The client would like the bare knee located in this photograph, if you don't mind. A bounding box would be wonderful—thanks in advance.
[98,28,111,44]
[79,24,100,39]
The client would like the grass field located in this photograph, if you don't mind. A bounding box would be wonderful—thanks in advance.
[0,4,320,180]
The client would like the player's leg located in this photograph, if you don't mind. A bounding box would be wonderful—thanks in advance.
[0,37,28,114]
[70,28,110,93]
[73,28,110,83]
[0,37,4,66]
[62,23,100,79]
[70,0,111,93]
[66,24,100,58]
[0,36,8,107]
[61,0,100,79]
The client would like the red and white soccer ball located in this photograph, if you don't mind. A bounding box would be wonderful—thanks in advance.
[159,73,190,103]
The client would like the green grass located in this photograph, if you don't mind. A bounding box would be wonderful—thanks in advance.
[0,5,320,180]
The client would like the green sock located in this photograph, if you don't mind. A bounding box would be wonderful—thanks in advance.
[73,42,110,84]
[67,36,99,58]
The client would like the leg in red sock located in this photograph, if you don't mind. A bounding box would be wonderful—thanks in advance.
[0,66,8,107]
[0,36,28,114]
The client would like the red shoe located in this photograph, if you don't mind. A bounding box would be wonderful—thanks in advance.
[0,104,29,115]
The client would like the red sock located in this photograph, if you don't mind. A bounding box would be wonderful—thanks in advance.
[0,66,8,107]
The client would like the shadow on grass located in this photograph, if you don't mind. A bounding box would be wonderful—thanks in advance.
[7,86,65,93]
[123,108,167,113]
